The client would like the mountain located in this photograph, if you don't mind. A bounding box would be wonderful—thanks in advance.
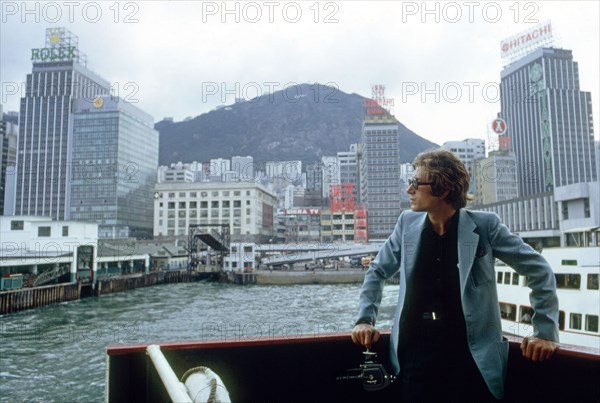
[155,83,437,166]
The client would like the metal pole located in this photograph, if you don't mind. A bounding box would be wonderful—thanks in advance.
[146,344,192,403]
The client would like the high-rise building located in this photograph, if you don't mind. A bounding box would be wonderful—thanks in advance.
[472,150,518,205]
[338,144,360,202]
[321,156,339,199]
[15,28,111,220]
[478,23,599,247]
[360,116,401,239]
[1,106,18,215]
[500,47,597,197]
[306,162,323,192]
[70,96,158,239]
[441,138,486,179]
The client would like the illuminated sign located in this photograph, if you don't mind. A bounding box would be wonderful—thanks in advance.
[31,46,77,62]
[500,21,553,63]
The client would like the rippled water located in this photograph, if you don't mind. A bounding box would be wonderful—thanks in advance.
[0,282,399,402]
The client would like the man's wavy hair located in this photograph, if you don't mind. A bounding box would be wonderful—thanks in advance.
[412,149,473,209]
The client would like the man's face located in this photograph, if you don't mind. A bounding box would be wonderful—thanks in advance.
[406,167,444,213]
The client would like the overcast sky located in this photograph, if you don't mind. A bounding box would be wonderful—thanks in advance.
[1,1,598,146]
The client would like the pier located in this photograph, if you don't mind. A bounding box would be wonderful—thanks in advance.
[0,269,202,315]
[0,282,80,315]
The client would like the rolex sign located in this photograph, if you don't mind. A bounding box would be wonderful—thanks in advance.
[31,46,77,62]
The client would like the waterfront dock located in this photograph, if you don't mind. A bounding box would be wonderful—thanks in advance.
[0,269,203,315]
[255,269,365,285]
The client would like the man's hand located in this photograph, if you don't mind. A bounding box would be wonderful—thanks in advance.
[351,324,380,349]
[520,336,558,362]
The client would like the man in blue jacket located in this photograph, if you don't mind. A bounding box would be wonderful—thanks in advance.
[352,149,559,402]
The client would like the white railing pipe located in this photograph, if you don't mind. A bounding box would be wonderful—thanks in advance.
[146,344,192,403]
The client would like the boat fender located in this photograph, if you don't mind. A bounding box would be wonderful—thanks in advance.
[181,366,232,403]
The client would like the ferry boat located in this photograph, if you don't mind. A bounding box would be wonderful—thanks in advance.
[496,246,600,349]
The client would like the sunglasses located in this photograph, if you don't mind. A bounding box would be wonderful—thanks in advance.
[407,179,433,190]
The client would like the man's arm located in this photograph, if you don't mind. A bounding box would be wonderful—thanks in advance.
[352,213,404,348]
[488,213,559,361]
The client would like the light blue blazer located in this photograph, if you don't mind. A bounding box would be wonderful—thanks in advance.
[357,209,559,399]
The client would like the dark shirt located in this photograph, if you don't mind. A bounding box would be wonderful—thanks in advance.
[401,211,468,348]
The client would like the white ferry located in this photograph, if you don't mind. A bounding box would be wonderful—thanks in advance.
[496,246,600,349]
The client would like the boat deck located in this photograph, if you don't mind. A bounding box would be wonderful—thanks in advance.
[106,332,600,402]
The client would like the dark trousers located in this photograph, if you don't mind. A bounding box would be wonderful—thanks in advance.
[398,320,498,403]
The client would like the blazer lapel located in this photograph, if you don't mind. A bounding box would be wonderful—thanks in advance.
[457,209,480,296]
[402,213,427,282]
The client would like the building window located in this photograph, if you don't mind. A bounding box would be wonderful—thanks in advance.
[555,274,581,289]
[584,199,590,218]
[168,202,175,209]
[512,273,519,285]
[588,274,599,290]
[570,313,582,330]
[62,226,69,236]
[496,272,503,284]
[586,315,599,333]
[38,226,51,237]
[499,302,516,321]
[11,220,24,230]
[519,306,533,324]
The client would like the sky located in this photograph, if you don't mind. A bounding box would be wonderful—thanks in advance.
[1,1,599,147]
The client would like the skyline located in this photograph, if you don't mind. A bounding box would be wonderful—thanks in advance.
[1,1,599,147]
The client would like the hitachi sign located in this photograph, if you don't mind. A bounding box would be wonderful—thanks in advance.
[31,46,76,62]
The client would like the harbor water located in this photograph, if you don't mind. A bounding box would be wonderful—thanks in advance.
[0,282,399,402]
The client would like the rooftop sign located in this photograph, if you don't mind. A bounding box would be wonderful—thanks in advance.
[500,20,554,65]
[31,46,77,62]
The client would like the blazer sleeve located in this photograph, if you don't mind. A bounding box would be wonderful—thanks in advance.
[488,213,560,342]
[356,212,404,326]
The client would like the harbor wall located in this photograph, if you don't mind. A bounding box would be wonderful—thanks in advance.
[0,269,200,315]
[255,269,365,285]
[0,282,80,315]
